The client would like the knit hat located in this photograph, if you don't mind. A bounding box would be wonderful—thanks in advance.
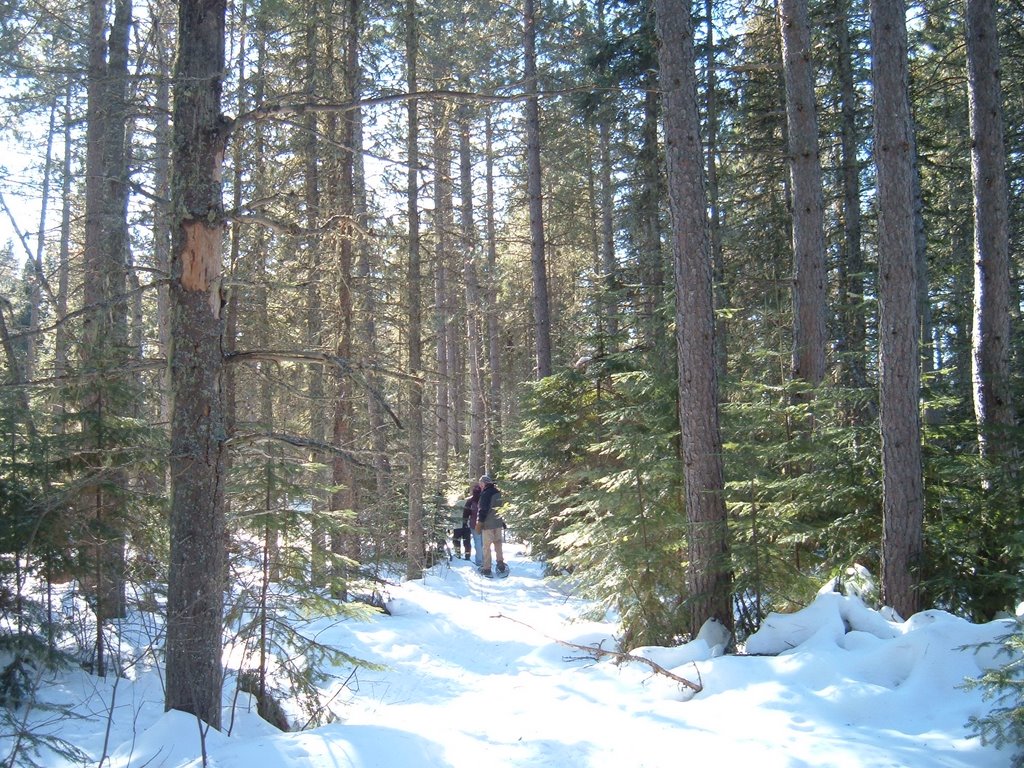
[479,474,493,484]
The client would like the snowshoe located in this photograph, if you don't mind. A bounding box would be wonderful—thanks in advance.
[479,568,494,578]
[496,563,510,579]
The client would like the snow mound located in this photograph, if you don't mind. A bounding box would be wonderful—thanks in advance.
[746,591,901,655]
[106,709,233,768]
[744,591,1015,687]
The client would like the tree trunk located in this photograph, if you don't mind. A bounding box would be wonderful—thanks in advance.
[83,0,132,637]
[524,0,552,378]
[405,0,426,580]
[153,12,173,428]
[835,0,867,393]
[870,0,924,619]
[778,0,828,389]
[639,72,666,359]
[966,0,1015,459]
[460,105,486,481]
[912,136,934,425]
[55,80,72,397]
[348,0,388,500]
[598,117,618,348]
[330,0,360,594]
[966,0,1017,620]
[705,0,726,378]
[223,0,253,588]
[164,0,229,729]
[302,1,329,587]
[484,110,502,470]
[28,100,57,385]
[654,0,733,638]
[433,98,453,485]
[594,0,619,352]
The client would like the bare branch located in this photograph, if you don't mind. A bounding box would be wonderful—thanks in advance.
[232,88,531,130]
[226,432,370,468]
[225,349,410,428]
[493,613,703,693]
[225,211,369,239]
[0,190,59,307]
[226,349,420,383]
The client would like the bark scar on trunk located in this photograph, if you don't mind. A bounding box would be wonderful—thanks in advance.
[181,220,222,317]
[181,220,221,292]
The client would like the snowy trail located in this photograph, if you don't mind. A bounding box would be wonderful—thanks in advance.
[326,544,639,768]
[267,542,728,768]
[94,541,1012,768]
[271,542,1005,768]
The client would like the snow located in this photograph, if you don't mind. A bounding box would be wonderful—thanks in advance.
[8,543,1017,767]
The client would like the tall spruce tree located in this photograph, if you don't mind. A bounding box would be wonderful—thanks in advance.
[778,0,828,390]
[655,0,732,637]
[871,0,924,619]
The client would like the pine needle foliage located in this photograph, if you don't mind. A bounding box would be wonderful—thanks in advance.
[505,368,600,564]
[963,616,1024,766]
[0,587,90,767]
[722,380,882,637]
[226,444,385,731]
[507,357,689,648]
[921,417,1024,621]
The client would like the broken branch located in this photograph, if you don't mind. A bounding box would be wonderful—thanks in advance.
[493,613,703,693]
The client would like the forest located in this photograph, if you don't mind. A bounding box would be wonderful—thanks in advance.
[0,0,1021,737]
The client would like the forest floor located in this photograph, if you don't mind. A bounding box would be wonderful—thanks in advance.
[13,542,1016,767]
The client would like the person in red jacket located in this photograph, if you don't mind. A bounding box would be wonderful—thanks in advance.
[475,475,507,578]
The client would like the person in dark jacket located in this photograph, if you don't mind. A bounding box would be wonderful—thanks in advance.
[461,483,483,565]
[452,511,471,561]
[474,474,507,577]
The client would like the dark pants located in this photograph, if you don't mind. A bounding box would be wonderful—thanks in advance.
[453,526,471,557]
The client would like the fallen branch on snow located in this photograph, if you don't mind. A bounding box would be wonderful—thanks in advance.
[492,613,703,693]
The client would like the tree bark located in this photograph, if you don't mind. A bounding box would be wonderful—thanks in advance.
[302,0,329,588]
[460,105,486,481]
[598,116,618,348]
[705,0,727,378]
[484,109,502,470]
[778,0,828,388]
[966,0,1015,459]
[654,0,733,638]
[966,0,1017,620]
[524,0,552,378]
[348,0,388,500]
[164,0,229,729]
[330,0,360,593]
[405,0,426,580]
[593,0,619,352]
[835,0,867,393]
[27,100,56,385]
[433,98,453,484]
[83,0,132,638]
[153,11,173,429]
[55,80,72,397]
[637,64,666,359]
[870,0,924,619]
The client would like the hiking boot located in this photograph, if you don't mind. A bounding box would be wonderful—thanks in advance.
[479,567,493,578]
[496,562,508,574]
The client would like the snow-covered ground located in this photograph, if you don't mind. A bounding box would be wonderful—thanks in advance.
[10,543,1017,767]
